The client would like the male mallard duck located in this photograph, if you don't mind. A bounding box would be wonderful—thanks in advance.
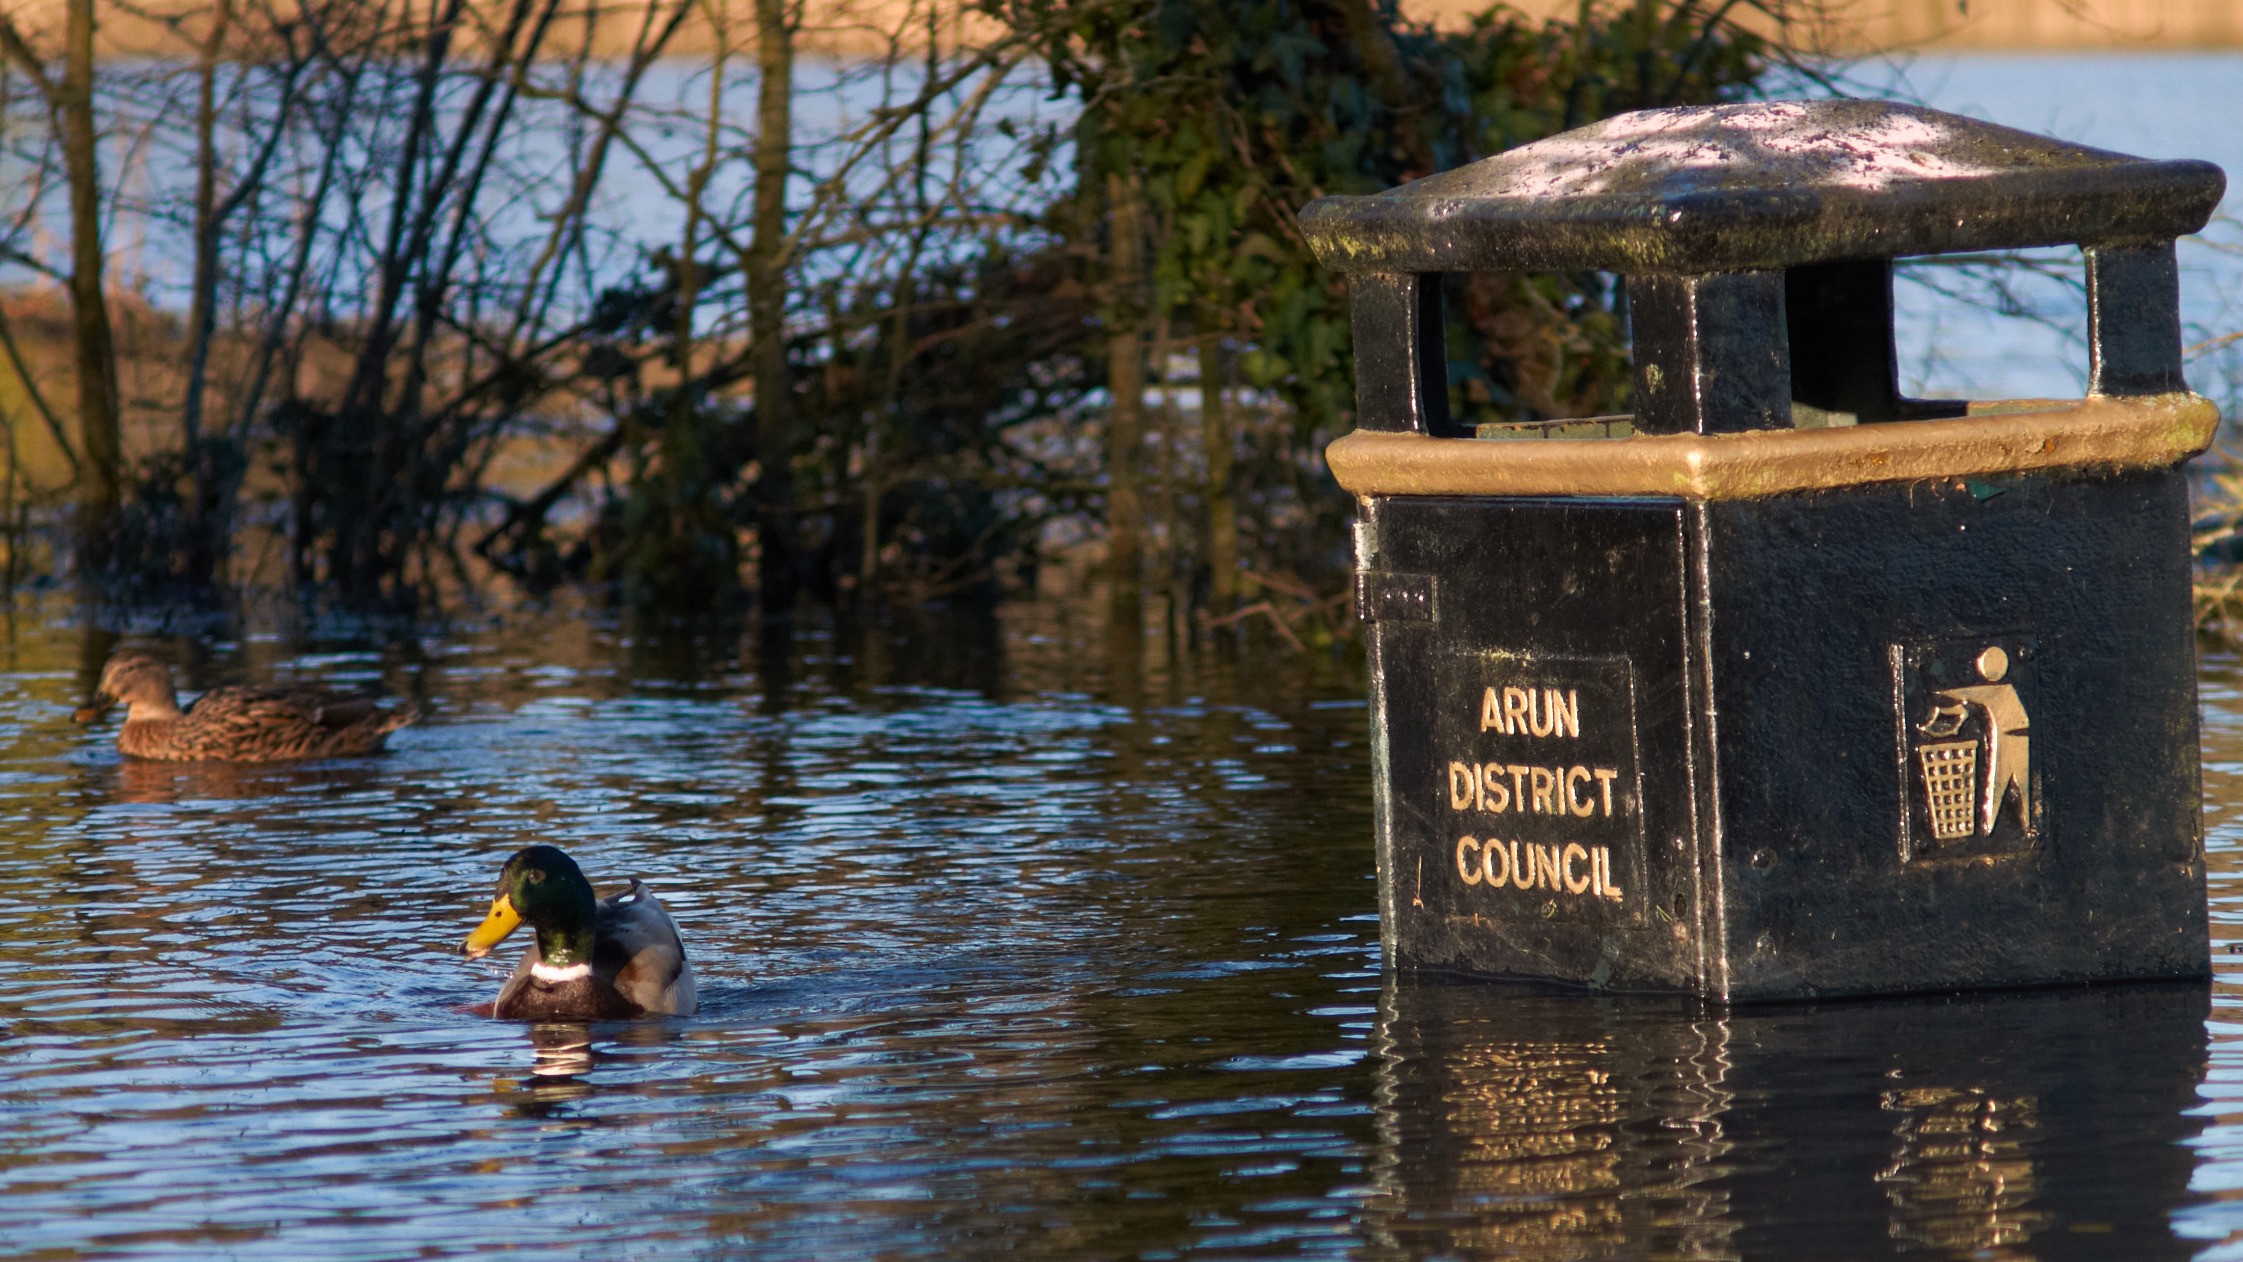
[461,845,697,1020]
[77,650,417,762]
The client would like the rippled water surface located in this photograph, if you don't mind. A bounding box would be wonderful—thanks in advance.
[0,594,2239,1260]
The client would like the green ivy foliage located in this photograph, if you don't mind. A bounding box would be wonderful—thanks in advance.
[1017,0,1770,431]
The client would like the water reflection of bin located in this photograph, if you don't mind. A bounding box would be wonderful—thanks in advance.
[1302,100,2222,999]
[1368,975,2207,1257]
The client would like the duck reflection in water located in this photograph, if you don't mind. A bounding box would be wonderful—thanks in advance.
[495,1021,689,1116]
[1367,975,2207,1259]
[506,1023,598,1110]
[529,1023,597,1079]
[111,755,390,805]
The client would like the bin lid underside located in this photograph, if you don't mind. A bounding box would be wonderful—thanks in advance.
[1300,100,2225,276]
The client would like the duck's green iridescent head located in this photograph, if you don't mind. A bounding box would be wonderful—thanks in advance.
[461,845,599,967]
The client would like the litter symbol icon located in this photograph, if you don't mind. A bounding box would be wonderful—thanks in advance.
[1898,640,2038,861]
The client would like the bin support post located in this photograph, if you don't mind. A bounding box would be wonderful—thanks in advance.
[2087,241,2186,397]
[1349,272,1452,435]
[1628,271,1792,435]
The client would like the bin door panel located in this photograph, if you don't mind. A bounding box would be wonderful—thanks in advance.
[1359,495,1702,991]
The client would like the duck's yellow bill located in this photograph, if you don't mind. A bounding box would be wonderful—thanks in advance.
[462,895,522,958]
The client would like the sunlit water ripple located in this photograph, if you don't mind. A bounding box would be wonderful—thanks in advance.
[0,601,1393,1259]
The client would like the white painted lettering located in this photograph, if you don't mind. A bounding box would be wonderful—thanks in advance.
[1448,762,1475,811]
[1530,767,1555,814]
[1548,689,1579,738]
[1479,762,1510,813]
[1562,842,1590,894]
[1483,837,1511,886]
[1503,687,1530,734]
[1594,768,1618,817]
[1480,687,1503,732]
[1455,837,1627,906]
[1565,766,1594,817]
[1528,688,1552,737]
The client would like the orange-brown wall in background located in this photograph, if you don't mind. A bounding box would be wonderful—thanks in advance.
[1412,0,2243,51]
[2,0,2241,61]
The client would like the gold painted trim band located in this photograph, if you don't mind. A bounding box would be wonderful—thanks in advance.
[1323,393,2218,501]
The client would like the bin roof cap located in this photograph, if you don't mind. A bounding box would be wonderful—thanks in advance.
[1300,99,2225,276]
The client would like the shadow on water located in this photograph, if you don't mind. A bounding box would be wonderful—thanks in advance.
[1372,977,2208,1260]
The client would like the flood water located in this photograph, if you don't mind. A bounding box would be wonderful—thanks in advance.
[0,591,2234,1260]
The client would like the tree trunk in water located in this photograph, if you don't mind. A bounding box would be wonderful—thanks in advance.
[180,0,234,587]
[1198,336,1236,618]
[1104,173,1145,624]
[640,3,727,606]
[62,0,119,573]
[861,10,938,598]
[750,0,795,614]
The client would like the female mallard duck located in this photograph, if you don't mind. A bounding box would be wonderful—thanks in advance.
[78,650,417,762]
[461,845,697,1020]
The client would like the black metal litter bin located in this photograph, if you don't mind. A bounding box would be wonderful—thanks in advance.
[1302,99,2226,1000]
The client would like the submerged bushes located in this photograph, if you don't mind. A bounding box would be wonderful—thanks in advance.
[0,0,1775,614]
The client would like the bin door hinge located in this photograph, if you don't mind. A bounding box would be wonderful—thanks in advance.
[1356,571,1437,623]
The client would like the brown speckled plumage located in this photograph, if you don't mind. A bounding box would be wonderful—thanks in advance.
[87,651,417,762]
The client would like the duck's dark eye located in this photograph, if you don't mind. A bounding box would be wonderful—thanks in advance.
[525,870,546,885]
